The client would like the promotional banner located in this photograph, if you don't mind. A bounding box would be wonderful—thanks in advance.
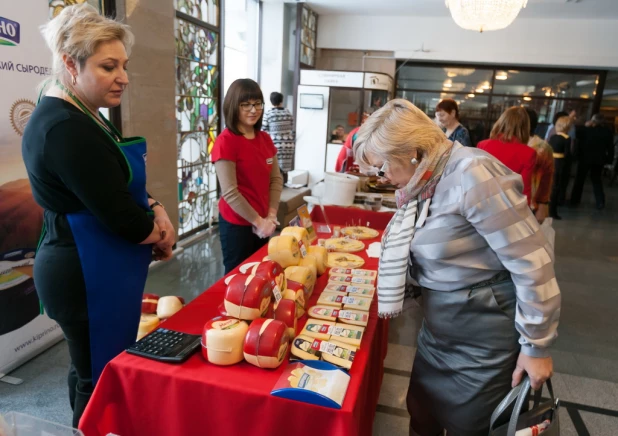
[0,1,79,379]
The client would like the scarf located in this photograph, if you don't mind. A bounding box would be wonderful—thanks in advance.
[378,140,454,318]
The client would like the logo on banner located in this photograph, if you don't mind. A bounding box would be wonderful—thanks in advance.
[0,16,20,46]
[10,99,35,136]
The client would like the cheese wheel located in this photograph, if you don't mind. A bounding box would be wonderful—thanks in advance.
[224,274,272,321]
[137,314,160,340]
[300,319,336,341]
[157,296,184,319]
[243,318,290,369]
[343,295,373,311]
[141,293,160,315]
[307,246,327,275]
[275,288,306,318]
[318,339,357,369]
[328,275,375,287]
[338,309,369,326]
[290,334,321,361]
[201,316,249,366]
[307,305,339,322]
[274,299,297,339]
[298,255,318,289]
[330,323,365,347]
[317,292,344,308]
[285,266,315,299]
[340,226,379,240]
[324,237,365,253]
[326,253,365,268]
[250,260,286,300]
[329,268,377,280]
[268,235,301,268]
[281,226,310,255]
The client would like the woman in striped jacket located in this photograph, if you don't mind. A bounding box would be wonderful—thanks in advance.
[353,99,560,436]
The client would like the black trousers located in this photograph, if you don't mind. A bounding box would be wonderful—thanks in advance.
[570,163,605,208]
[218,214,268,274]
[550,158,569,216]
[58,319,94,429]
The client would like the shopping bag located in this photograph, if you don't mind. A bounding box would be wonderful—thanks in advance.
[489,377,560,436]
[540,218,555,251]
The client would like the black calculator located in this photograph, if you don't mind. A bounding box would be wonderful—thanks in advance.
[126,328,201,363]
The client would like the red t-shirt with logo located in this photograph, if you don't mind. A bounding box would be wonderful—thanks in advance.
[211,128,277,226]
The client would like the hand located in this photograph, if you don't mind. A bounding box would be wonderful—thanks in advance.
[535,204,549,224]
[252,216,276,239]
[512,352,553,390]
[153,244,173,262]
[267,208,280,226]
[153,214,176,250]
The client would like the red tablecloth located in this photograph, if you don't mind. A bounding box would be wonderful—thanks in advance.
[310,206,394,230]
[79,226,388,436]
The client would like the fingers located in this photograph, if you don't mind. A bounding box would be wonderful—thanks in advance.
[511,365,525,388]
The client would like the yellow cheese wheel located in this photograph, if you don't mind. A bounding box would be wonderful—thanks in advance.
[300,319,336,341]
[324,237,365,253]
[340,226,379,240]
[291,334,321,361]
[268,235,301,268]
[298,255,318,289]
[285,265,316,298]
[330,323,365,347]
[320,339,357,369]
[307,246,327,275]
[326,253,365,268]
[137,314,160,341]
[281,226,310,254]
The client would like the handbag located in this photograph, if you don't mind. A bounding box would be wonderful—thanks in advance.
[489,377,560,436]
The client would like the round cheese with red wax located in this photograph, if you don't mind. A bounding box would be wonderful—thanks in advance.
[243,318,290,369]
[157,296,185,319]
[141,293,160,314]
[249,260,286,300]
[201,316,249,366]
[274,299,297,339]
[224,274,272,320]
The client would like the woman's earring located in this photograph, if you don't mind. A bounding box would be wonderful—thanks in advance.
[411,157,419,165]
[72,75,77,86]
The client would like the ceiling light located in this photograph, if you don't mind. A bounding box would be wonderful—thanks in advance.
[580,93,590,99]
[545,90,551,97]
[467,93,475,98]
[447,72,457,78]
[476,87,484,93]
[443,79,453,88]
[482,81,491,90]
[445,0,528,33]
[523,96,532,101]
[496,71,508,80]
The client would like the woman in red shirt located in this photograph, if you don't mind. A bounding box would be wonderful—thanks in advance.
[211,79,283,273]
[478,107,537,202]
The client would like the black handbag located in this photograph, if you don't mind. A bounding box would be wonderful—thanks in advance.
[489,377,560,436]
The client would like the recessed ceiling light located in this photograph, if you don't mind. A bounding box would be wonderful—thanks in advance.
[467,93,475,98]
[523,96,532,101]
[496,71,508,80]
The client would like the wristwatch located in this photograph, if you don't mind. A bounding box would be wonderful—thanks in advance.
[150,201,164,210]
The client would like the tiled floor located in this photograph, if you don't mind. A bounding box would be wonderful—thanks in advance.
[2,181,618,435]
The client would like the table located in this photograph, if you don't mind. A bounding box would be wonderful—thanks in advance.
[79,225,388,436]
[310,206,394,231]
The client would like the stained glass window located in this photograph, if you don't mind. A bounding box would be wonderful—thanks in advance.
[300,6,317,67]
[175,7,220,237]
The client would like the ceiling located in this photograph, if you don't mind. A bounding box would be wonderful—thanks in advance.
[290,0,618,20]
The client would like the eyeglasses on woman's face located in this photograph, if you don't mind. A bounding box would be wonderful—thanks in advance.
[239,101,264,112]
[376,161,388,178]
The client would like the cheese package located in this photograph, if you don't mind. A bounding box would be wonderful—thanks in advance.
[307,246,328,275]
[326,253,365,268]
[201,316,249,366]
[324,283,375,298]
[250,260,286,300]
[300,319,336,341]
[290,334,321,361]
[141,293,160,314]
[157,296,185,319]
[243,318,290,369]
[274,299,297,339]
[337,309,369,327]
[285,265,315,297]
[298,255,318,286]
[329,323,365,347]
[323,284,349,294]
[340,226,379,240]
[275,287,305,318]
[281,226,310,257]
[224,274,272,321]
[329,268,377,280]
[312,338,357,370]
[328,275,375,287]
[342,295,373,311]
[317,292,344,308]
[307,305,340,322]
[137,314,160,340]
[268,235,301,268]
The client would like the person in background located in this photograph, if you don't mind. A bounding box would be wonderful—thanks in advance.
[212,79,283,273]
[335,110,373,173]
[570,114,614,210]
[544,111,568,141]
[478,107,537,202]
[262,92,295,176]
[435,98,472,147]
[547,116,573,219]
[21,5,175,426]
[526,109,554,224]
[353,99,559,436]
[330,124,346,143]
[370,95,383,111]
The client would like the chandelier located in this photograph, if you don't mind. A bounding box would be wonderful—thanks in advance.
[445,0,528,33]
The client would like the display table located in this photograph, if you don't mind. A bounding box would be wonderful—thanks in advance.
[310,205,394,230]
[79,225,388,436]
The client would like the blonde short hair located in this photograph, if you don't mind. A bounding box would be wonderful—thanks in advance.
[490,107,530,145]
[555,116,572,134]
[40,3,134,85]
[353,99,447,169]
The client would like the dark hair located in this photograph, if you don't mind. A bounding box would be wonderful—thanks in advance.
[223,78,264,135]
[525,109,538,136]
[435,98,460,120]
[270,92,283,106]
[336,124,344,129]
[553,111,568,126]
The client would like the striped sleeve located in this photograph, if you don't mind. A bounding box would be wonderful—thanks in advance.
[460,157,560,358]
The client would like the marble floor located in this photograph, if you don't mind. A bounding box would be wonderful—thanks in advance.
[1,180,618,435]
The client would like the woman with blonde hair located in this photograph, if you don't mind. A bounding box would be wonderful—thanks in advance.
[22,4,175,426]
[354,99,560,436]
[478,107,537,202]
[548,116,573,219]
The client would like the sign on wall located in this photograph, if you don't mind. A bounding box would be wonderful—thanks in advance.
[363,72,393,92]
[300,70,364,88]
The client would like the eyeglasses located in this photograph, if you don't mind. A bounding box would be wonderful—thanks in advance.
[239,102,264,112]
[376,162,388,178]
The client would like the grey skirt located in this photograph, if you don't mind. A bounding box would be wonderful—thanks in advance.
[407,273,520,435]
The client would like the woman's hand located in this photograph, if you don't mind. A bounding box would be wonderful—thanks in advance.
[535,204,549,224]
[153,210,176,249]
[512,352,553,390]
[252,216,276,239]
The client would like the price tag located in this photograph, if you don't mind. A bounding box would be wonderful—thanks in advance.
[346,286,363,294]
[311,339,322,351]
[342,296,357,304]
[331,327,345,337]
[319,341,338,355]
[299,240,308,258]
[272,285,282,304]
[339,310,355,320]
[351,277,368,284]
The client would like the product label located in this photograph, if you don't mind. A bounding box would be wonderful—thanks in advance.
[311,307,332,317]
[213,319,240,330]
[299,240,308,258]
[346,286,368,295]
[335,295,344,303]
[295,337,320,355]
[332,327,362,340]
[331,309,340,317]
[342,297,357,304]
[273,285,283,304]
[319,324,331,334]
[351,277,370,284]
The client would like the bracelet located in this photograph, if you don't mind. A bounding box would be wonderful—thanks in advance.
[150,201,165,210]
